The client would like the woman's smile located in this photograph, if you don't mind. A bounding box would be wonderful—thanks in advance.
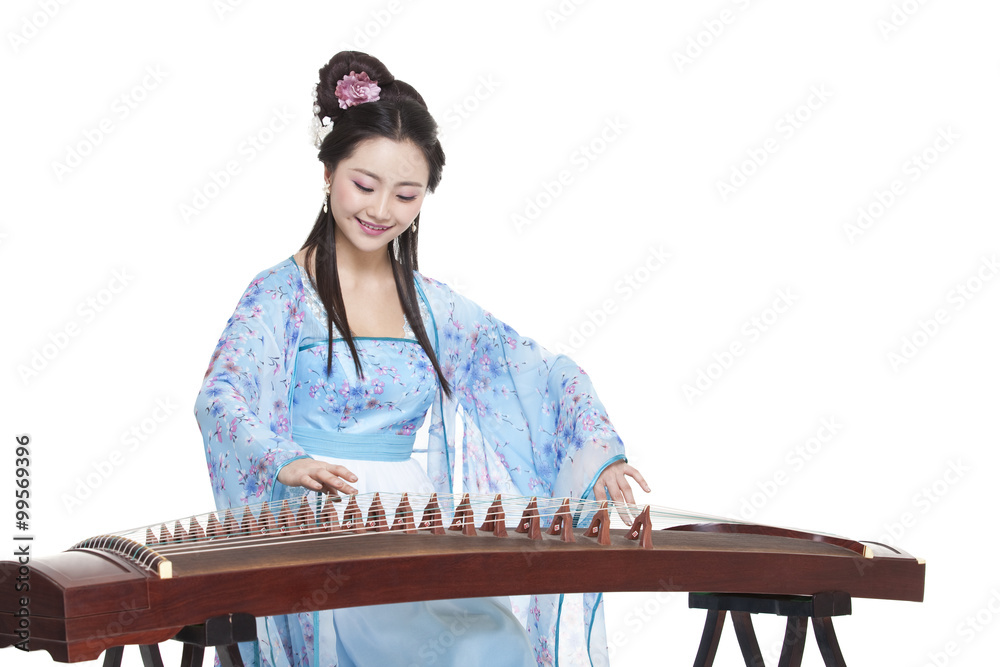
[356,217,391,235]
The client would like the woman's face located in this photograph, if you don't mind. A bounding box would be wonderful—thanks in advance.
[325,137,429,258]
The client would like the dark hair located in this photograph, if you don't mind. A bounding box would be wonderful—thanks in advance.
[301,51,450,396]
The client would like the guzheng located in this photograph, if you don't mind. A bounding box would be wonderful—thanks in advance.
[0,493,924,665]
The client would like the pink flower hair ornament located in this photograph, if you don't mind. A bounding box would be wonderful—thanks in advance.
[335,71,381,109]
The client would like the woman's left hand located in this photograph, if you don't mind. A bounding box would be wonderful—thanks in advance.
[594,461,650,523]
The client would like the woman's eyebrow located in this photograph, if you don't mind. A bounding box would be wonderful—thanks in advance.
[350,167,425,188]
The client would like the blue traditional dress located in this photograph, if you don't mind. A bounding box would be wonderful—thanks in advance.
[194,257,628,667]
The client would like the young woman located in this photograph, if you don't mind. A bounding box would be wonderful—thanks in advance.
[194,51,648,667]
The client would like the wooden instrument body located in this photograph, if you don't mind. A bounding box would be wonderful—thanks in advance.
[0,520,924,663]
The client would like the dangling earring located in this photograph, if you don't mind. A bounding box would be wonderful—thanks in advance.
[392,236,401,261]
[322,180,330,213]
[411,221,417,234]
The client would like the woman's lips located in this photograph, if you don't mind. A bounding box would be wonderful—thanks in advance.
[357,217,390,235]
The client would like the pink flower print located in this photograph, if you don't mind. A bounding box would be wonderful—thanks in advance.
[212,421,223,443]
[582,416,595,432]
[228,417,239,441]
[398,424,415,436]
[506,336,517,351]
[371,378,385,394]
[274,414,289,435]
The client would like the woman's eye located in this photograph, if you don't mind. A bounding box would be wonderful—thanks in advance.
[353,182,373,193]
[397,195,417,202]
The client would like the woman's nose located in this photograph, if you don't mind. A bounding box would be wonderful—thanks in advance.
[367,192,391,221]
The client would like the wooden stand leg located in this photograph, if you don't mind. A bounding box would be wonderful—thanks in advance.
[689,593,852,667]
[180,644,205,667]
[170,612,253,667]
[693,609,727,666]
[217,643,246,667]
[731,611,766,667]
[776,616,808,667]
[138,644,166,667]
[102,646,124,667]
[812,616,847,667]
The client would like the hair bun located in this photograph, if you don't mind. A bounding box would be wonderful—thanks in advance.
[315,51,396,123]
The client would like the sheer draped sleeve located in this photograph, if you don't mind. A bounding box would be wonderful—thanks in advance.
[418,273,626,667]
[419,274,627,501]
[193,259,309,510]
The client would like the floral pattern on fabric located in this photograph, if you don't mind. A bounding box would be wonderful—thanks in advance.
[293,339,437,436]
[195,258,628,666]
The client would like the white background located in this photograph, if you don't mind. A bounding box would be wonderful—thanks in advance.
[2,1,998,665]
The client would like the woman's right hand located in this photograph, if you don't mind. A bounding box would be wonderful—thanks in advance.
[277,458,359,495]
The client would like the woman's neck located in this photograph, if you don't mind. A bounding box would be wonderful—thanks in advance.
[332,229,395,288]
[296,236,394,282]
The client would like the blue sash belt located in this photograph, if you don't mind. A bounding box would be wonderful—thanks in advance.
[292,426,415,462]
